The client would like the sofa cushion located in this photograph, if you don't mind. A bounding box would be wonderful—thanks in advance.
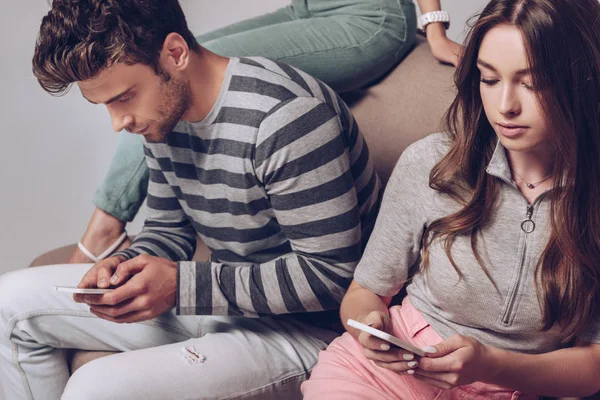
[346,35,455,186]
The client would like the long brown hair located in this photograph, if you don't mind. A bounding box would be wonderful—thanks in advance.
[423,0,600,341]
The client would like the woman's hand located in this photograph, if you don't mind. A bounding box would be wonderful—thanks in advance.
[413,335,498,389]
[357,311,419,375]
[426,23,464,67]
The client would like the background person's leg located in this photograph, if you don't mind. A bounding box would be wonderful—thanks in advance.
[0,265,198,400]
[195,5,295,43]
[200,0,416,93]
[63,315,335,400]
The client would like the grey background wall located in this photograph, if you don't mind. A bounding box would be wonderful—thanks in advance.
[0,1,487,398]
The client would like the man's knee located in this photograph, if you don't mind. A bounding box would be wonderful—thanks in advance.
[62,358,117,400]
[0,268,34,329]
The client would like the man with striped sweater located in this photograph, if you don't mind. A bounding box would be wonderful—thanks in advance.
[108,55,380,320]
[0,1,381,399]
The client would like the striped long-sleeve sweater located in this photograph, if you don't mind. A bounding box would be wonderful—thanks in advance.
[115,57,381,319]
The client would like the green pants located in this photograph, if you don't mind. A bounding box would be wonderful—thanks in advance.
[93,0,417,221]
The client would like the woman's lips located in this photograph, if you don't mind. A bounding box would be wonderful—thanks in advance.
[496,123,529,137]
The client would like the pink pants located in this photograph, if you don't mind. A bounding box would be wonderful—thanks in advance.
[302,298,539,400]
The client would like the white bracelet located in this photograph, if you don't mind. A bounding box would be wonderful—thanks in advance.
[77,231,128,263]
[418,10,450,31]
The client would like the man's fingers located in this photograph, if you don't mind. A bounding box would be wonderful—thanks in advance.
[81,293,117,306]
[90,297,147,318]
[96,262,117,288]
[77,267,99,289]
[82,278,145,306]
[75,257,122,290]
[104,275,147,305]
[74,264,103,303]
[109,256,147,285]
[73,293,87,303]
[90,307,152,324]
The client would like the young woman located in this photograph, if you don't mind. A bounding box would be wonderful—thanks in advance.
[302,0,600,398]
[69,0,462,264]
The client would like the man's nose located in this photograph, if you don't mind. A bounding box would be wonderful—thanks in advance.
[109,109,134,133]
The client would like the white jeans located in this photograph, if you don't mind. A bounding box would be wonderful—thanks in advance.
[0,264,336,400]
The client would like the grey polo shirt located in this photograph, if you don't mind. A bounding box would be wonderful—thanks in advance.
[355,133,600,353]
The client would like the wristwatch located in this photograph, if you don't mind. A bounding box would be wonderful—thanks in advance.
[418,10,450,31]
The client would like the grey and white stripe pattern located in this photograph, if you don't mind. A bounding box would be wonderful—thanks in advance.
[116,57,381,318]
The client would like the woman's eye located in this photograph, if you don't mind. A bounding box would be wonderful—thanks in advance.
[480,78,499,86]
[521,82,534,90]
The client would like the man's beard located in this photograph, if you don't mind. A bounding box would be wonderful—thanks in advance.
[145,72,190,144]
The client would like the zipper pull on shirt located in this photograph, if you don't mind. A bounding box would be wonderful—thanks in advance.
[521,204,535,233]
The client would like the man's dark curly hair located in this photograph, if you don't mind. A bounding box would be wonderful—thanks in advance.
[32,0,199,95]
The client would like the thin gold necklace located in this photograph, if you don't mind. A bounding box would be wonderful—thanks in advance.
[512,172,552,189]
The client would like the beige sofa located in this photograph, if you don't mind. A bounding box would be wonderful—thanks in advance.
[28,36,597,400]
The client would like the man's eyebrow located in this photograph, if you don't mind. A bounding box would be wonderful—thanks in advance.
[82,86,135,105]
[477,59,530,75]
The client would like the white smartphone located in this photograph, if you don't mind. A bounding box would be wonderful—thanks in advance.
[347,319,426,357]
[54,286,114,295]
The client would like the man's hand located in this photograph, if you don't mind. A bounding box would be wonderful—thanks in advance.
[76,255,178,324]
[74,255,127,293]
[413,335,498,389]
[426,23,464,67]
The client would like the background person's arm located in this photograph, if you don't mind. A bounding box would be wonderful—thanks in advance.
[416,0,463,67]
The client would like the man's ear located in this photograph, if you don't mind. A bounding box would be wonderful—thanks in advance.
[160,32,191,73]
